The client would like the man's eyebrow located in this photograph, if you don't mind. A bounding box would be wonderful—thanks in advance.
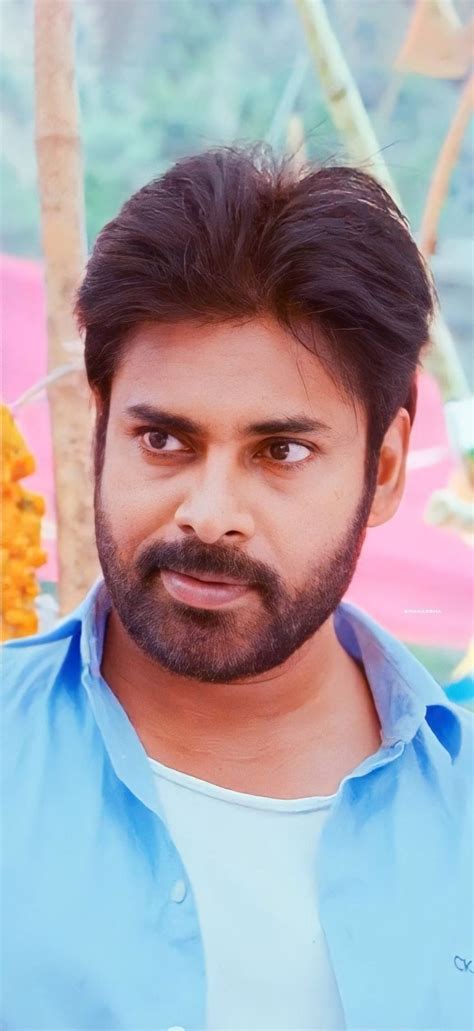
[125,404,201,436]
[246,415,332,436]
[124,404,332,437]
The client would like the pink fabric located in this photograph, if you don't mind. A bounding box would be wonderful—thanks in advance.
[1,255,57,582]
[346,371,471,648]
[1,254,471,647]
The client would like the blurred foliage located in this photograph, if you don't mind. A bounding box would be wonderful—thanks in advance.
[406,641,463,685]
[406,641,473,711]
[1,0,473,259]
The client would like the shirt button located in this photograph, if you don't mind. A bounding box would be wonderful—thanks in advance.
[170,879,187,903]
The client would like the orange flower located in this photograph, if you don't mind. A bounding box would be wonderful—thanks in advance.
[1,404,47,640]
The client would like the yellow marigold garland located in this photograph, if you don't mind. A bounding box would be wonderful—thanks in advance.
[1,404,47,640]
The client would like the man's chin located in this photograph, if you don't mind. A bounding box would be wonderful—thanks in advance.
[120,595,260,680]
[132,636,261,683]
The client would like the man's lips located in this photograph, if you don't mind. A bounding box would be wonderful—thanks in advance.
[160,568,253,609]
[165,567,249,586]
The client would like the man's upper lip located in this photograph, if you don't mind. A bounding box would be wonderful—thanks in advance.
[164,567,249,586]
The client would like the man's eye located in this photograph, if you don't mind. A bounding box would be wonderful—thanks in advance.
[141,430,186,452]
[262,440,312,464]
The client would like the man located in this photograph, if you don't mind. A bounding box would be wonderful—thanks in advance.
[3,147,472,1031]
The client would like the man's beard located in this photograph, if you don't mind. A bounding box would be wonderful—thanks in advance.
[95,488,373,684]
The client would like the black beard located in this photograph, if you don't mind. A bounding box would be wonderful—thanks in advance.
[94,490,372,684]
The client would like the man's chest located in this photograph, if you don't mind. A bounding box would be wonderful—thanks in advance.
[3,745,472,1030]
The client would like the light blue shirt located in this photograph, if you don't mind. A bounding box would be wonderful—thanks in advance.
[2,581,473,1030]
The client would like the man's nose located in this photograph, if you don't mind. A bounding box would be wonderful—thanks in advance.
[174,458,255,544]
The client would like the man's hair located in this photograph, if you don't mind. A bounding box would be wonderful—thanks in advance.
[76,145,434,479]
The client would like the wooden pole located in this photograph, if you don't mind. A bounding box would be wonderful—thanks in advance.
[34,0,98,614]
[294,0,470,404]
[420,73,474,259]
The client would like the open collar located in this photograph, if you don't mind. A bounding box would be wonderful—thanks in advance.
[77,580,461,766]
[334,600,461,759]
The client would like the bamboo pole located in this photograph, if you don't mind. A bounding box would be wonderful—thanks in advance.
[294,0,470,404]
[286,113,308,175]
[266,54,309,149]
[294,0,402,203]
[420,73,474,258]
[34,0,98,614]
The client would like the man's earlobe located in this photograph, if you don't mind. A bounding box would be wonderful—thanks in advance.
[367,408,411,529]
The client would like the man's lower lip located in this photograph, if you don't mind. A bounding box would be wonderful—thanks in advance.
[160,569,251,609]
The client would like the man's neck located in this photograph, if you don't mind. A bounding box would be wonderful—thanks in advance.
[101,608,382,798]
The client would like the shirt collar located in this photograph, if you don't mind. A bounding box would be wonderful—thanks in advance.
[334,600,461,758]
[76,579,461,763]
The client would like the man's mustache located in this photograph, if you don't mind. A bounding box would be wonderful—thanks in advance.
[135,539,280,595]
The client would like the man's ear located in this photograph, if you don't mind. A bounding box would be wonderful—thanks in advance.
[367,408,411,528]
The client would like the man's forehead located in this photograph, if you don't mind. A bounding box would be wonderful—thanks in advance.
[117,316,329,378]
[111,317,359,423]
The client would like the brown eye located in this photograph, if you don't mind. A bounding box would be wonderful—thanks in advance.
[142,431,185,452]
[263,440,312,464]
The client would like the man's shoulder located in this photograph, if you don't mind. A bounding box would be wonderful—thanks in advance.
[1,614,91,796]
[412,699,473,843]
[1,613,83,709]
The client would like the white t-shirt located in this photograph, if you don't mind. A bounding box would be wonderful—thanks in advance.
[149,756,346,1031]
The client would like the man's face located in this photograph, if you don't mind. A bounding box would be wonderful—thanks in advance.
[95,317,375,683]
